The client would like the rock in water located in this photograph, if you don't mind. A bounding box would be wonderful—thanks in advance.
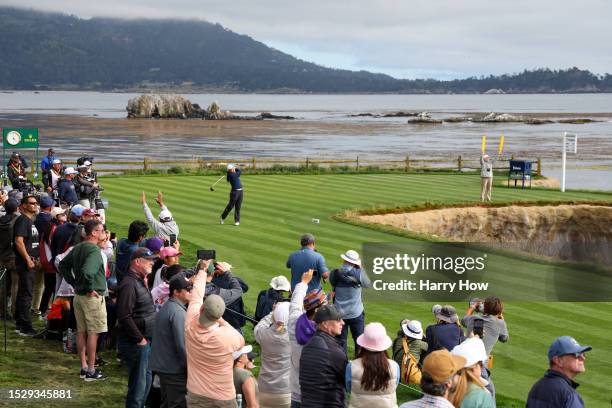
[127,94,200,118]
[407,112,443,124]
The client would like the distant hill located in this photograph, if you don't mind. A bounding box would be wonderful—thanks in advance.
[1,7,611,93]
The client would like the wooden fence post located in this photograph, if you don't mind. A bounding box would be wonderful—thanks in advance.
[405,156,410,172]
[143,157,149,172]
[537,157,542,177]
[252,157,256,170]
[197,158,204,171]
[305,157,309,169]
[356,156,360,171]
[457,155,462,172]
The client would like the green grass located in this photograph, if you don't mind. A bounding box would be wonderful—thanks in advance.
[2,172,611,407]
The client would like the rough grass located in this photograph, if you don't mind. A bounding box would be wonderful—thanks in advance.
[2,172,611,407]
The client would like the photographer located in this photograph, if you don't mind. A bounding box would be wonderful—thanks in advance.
[43,159,63,195]
[204,262,244,325]
[7,152,27,190]
[58,167,79,207]
[211,262,249,332]
[74,162,99,208]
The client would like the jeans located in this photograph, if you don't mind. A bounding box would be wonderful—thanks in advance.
[290,401,301,408]
[340,312,365,358]
[118,337,152,408]
[221,189,243,222]
[15,263,36,331]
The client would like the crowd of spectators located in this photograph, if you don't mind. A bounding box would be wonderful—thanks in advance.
[0,151,594,408]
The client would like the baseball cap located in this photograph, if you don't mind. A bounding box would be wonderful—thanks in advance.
[548,336,592,361]
[159,246,182,259]
[145,237,165,253]
[52,159,62,165]
[314,304,342,324]
[422,349,466,383]
[51,206,66,218]
[232,345,253,360]
[70,204,86,216]
[158,209,173,222]
[39,196,55,208]
[227,164,235,170]
[270,276,291,291]
[130,247,158,262]
[452,337,488,367]
[3,198,19,215]
[273,302,290,326]
[199,294,225,327]
[64,167,78,175]
[169,275,193,294]
[82,208,99,217]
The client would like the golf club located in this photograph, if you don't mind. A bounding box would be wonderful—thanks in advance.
[209,175,225,191]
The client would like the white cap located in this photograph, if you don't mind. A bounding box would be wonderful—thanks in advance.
[64,167,78,175]
[232,345,253,360]
[52,159,62,165]
[158,209,173,221]
[227,164,235,170]
[270,276,291,291]
[273,302,290,325]
[340,249,361,267]
[51,207,66,218]
[84,160,92,166]
[401,320,424,340]
[452,337,488,367]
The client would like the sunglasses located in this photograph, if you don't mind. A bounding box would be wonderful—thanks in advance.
[27,201,39,206]
[563,352,585,359]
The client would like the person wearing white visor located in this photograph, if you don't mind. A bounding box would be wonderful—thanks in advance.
[329,249,371,357]
[233,344,260,407]
[449,337,495,408]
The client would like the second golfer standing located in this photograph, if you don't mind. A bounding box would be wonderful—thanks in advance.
[220,164,243,226]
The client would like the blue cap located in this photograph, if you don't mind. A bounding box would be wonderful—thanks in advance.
[40,196,55,208]
[70,204,86,217]
[548,336,592,361]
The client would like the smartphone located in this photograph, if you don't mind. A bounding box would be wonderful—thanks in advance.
[169,233,177,247]
[110,232,116,240]
[164,239,170,247]
[197,249,216,260]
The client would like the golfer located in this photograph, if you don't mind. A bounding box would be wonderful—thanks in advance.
[220,164,243,226]
[480,154,494,202]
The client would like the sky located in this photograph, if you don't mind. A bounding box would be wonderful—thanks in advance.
[3,0,611,80]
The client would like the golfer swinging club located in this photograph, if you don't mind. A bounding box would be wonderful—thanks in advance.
[220,163,243,226]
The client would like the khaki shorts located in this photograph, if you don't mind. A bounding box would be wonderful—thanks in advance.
[186,392,237,408]
[74,294,107,334]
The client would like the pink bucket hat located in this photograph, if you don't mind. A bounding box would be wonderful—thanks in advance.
[357,322,393,352]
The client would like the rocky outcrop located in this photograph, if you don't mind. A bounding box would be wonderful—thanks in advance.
[525,118,554,125]
[475,112,525,122]
[558,118,597,124]
[359,204,612,264]
[258,112,295,120]
[127,94,200,118]
[407,112,443,124]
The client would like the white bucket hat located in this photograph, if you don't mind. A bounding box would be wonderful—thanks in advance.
[401,319,424,340]
[270,276,291,291]
[452,337,488,367]
[340,249,361,267]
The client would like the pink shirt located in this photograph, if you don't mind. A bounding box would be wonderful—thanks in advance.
[185,272,244,400]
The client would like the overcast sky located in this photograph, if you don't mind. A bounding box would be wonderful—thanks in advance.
[4,1,611,80]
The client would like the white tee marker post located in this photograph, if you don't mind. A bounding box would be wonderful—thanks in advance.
[561,132,578,192]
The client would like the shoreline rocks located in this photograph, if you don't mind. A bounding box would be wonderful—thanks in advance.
[407,112,443,124]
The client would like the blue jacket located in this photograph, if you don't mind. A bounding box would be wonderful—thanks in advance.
[527,370,584,408]
[41,155,55,172]
[58,178,78,205]
[227,168,243,190]
[329,265,371,320]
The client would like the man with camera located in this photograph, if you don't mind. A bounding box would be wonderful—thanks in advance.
[43,159,63,195]
[58,167,79,207]
[7,152,27,190]
[204,259,244,308]
[75,162,100,208]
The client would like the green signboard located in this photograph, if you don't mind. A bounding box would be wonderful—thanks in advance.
[3,128,39,149]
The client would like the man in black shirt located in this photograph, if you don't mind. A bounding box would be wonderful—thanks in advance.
[13,195,40,336]
[220,164,244,226]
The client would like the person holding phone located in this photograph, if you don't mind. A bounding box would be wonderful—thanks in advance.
[141,190,180,239]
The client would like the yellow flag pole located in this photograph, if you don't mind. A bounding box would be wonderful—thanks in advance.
[499,135,505,155]
[481,135,487,154]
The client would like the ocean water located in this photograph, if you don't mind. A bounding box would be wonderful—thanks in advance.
[0,91,611,190]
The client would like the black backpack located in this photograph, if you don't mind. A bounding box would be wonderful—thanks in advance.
[254,288,286,321]
[0,214,18,262]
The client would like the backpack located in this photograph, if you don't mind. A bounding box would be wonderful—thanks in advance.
[254,288,285,321]
[0,214,18,262]
[400,337,422,385]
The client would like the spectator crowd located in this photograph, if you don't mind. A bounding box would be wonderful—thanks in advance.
[0,149,593,408]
